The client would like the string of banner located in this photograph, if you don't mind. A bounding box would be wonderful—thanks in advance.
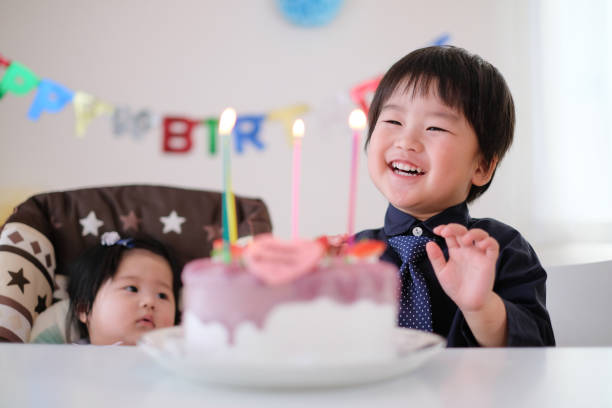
[0,34,448,156]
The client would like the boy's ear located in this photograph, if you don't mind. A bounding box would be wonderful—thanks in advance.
[472,155,498,187]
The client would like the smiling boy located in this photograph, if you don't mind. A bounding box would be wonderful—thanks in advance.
[356,46,555,347]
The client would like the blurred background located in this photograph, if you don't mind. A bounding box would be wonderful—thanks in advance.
[1,0,611,266]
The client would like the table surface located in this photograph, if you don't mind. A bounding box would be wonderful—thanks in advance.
[2,344,611,408]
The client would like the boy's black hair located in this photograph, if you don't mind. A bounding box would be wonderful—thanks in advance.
[365,45,515,203]
[65,234,182,342]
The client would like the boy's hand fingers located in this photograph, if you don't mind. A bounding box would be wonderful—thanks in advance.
[477,236,500,257]
[434,223,467,249]
[434,223,468,237]
[426,241,446,273]
[460,229,490,247]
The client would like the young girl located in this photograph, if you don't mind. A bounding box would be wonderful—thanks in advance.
[66,231,181,345]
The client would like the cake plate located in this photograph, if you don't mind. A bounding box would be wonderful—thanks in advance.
[139,326,445,389]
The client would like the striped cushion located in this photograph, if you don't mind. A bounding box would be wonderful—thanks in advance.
[0,223,56,342]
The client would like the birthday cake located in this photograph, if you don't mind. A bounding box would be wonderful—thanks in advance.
[181,234,399,365]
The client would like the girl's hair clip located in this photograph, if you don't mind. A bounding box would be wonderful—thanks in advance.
[101,231,135,248]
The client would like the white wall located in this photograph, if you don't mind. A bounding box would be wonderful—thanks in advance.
[0,1,539,248]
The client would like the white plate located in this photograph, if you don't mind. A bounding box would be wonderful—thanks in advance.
[139,326,445,388]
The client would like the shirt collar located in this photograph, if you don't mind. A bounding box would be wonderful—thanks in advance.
[383,202,471,237]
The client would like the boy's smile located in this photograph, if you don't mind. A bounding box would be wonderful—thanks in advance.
[367,85,496,221]
[390,161,425,176]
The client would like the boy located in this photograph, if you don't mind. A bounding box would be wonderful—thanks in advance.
[356,46,555,347]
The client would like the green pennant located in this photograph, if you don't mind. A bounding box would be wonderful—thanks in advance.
[0,61,39,99]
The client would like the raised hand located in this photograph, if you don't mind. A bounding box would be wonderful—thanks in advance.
[425,223,499,313]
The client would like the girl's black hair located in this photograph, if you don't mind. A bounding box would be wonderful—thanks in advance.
[65,234,181,342]
[366,45,515,203]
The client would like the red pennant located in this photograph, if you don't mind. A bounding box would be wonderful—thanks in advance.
[162,117,198,153]
[0,54,11,68]
[350,75,382,114]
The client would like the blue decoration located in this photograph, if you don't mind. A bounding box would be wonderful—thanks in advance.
[27,79,74,121]
[233,115,266,154]
[432,33,451,46]
[277,0,344,27]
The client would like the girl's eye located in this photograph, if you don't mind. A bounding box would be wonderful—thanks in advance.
[383,120,402,126]
[157,293,169,300]
[125,285,138,293]
[427,126,447,132]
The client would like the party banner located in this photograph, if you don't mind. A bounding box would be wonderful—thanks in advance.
[0,33,449,156]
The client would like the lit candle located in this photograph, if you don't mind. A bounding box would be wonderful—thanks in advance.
[219,107,237,262]
[347,109,367,245]
[291,118,305,240]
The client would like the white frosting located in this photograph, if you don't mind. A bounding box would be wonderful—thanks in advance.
[184,298,396,365]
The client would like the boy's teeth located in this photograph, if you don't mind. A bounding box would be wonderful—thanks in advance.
[392,161,423,173]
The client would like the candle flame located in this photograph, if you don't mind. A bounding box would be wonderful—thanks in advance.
[292,118,305,139]
[219,107,237,135]
[348,109,367,130]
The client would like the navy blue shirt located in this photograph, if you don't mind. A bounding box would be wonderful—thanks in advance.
[355,202,555,347]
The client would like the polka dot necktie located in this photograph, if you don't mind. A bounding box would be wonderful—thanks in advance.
[387,234,433,332]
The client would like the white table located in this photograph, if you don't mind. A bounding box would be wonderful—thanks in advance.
[1,345,611,408]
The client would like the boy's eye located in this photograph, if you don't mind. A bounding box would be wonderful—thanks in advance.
[157,293,169,300]
[125,285,138,293]
[427,126,447,132]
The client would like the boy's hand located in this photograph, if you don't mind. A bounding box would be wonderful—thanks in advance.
[425,223,499,312]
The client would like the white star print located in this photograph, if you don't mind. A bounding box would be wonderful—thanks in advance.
[160,210,186,234]
[79,211,104,236]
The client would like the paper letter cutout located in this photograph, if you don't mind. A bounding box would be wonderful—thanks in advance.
[27,79,74,120]
[112,107,154,139]
[350,75,382,115]
[233,115,265,154]
[73,91,114,137]
[267,104,310,144]
[162,117,197,153]
[0,61,39,99]
[203,118,219,155]
[132,110,154,139]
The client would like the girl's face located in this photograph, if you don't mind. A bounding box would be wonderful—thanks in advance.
[367,85,496,220]
[80,249,176,345]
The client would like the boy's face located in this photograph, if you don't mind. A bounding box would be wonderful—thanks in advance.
[367,85,495,220]
[80,249,176,345]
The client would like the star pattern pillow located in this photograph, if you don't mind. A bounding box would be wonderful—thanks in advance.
[0,184,272,342]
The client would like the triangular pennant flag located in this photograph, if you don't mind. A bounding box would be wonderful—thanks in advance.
[27,79,74,120]
[0,61,39,99]
[350,75,382,115]
[267,104,310,145]
[73,91,114,137]
[112,107,154,139]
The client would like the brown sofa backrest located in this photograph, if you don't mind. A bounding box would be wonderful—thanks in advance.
[0,184,272,342]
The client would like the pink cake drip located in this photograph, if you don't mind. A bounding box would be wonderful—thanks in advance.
[182,258,399,345]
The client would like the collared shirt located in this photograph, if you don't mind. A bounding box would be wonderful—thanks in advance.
[355,202,556,347]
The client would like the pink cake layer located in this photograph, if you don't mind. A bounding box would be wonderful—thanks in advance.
[182,258,399,344]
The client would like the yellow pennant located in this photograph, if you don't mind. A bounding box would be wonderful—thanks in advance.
[73,91,114,137]
[267,104,310,145]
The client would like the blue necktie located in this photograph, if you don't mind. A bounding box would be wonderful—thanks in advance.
[388,234,433,332]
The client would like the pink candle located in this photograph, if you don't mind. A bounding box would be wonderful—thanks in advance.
[291,119,305,240]
[347,109,367,245]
